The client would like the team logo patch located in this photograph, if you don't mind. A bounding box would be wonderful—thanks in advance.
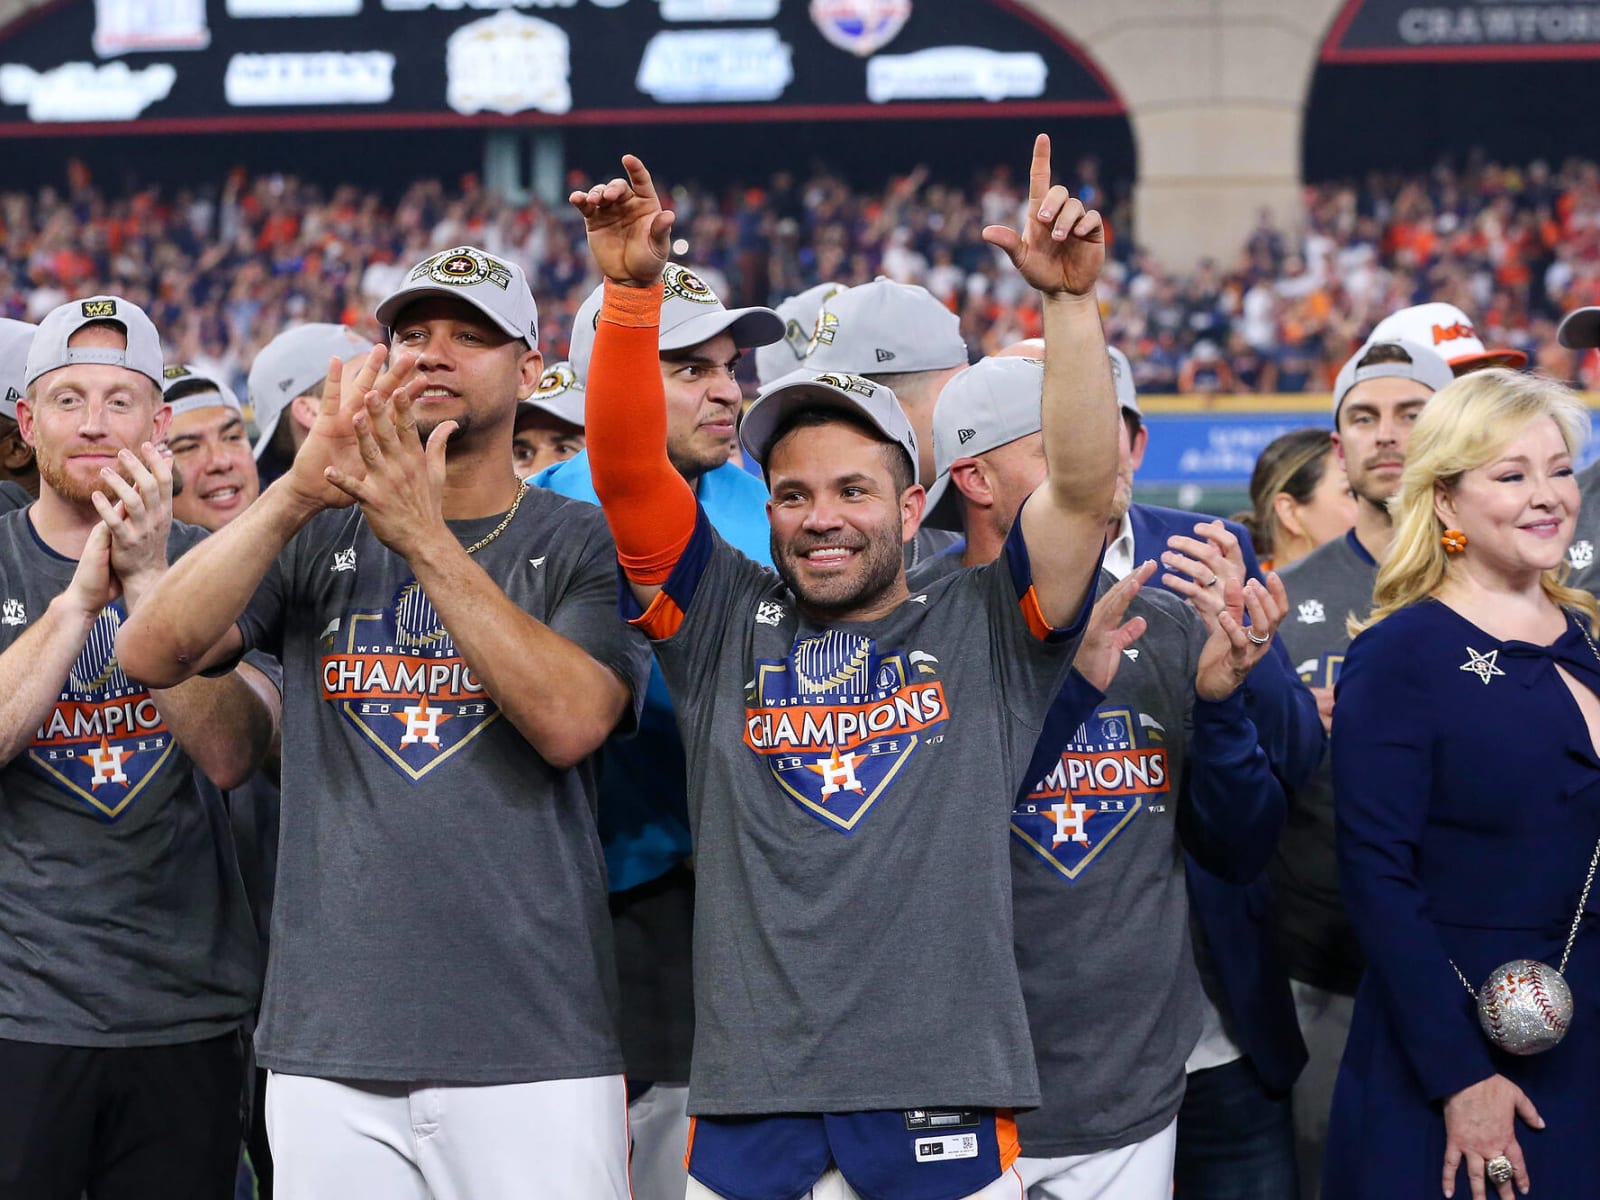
[532,362,579,399]
[1432,320,1476,346]
[1011,706,1170,881]
[320,579,500,781]
[81,299,117,319]
[26,605,175,821]
[2,597,23,626]
[412,246,512,292]
[1569,540,1594,572]
[162,364,192,381]
[808,309,839,352]
[815,372,876,397]
[1297,599,1325,624]
[663,262,718,306]
[744,630,947,832]
[810,0,911,56]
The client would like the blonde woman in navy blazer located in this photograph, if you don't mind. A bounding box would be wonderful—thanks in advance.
[1329,369,1600,1199]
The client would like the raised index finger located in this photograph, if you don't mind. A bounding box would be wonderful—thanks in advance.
[1026,133,1052,213]
[621,154,659,203]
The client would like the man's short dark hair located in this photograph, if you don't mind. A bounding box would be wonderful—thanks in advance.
[1121,409,1143,443]
[1356,342,1415,369]
[760,407,915,495]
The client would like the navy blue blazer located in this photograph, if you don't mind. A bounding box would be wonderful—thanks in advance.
[1327,601,1600,1195]
[1128,503,1312,1091]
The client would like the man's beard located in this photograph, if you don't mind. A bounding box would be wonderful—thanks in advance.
[417,412,472,447]
[1108,471,1134,523]
[772,520,905,617]
[37,448,122,506]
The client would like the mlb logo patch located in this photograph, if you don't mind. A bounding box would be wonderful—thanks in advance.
[321,579,502,781]
[81,299,117,319]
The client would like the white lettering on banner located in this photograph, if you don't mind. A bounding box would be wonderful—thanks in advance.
[866,47,1046,104]
[1173,422,1301,481]
[0,62,176,122]
[1397,6,1600,45]
[445,11,571,115]
[225,52,396,105]
[93,0,208,57]
[228,0,363,15]
[636,30,793,102]
[661,0,779,18]
[383,0,625,10]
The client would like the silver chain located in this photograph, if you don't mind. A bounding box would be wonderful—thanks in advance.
[1449,614,1600,995]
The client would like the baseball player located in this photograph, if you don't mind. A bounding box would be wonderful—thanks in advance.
[569,136,1113,1199]
[248,323,374,485]
[0,296,274,1199]
[540,264,782,1200]
[0,318,38,512]
[117,247,653,1198]
[915,353,1288,1198]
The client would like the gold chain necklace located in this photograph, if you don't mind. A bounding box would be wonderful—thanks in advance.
[462,482,528,555]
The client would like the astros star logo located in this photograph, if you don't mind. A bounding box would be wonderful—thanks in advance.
[1459,646,1505,685]
[394,695,452,748]
[807,747,864,797]
[79,736,129,788]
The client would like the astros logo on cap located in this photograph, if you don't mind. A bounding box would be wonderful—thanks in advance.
[414,247,512,293]
[1432,321,1476,346]
[663,263,717,305]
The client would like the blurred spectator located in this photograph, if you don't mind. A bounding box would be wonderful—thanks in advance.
[1238,428,1356,571]
[7,151,1598,400]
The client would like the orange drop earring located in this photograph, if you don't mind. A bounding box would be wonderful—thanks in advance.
[1441,529,1468,554]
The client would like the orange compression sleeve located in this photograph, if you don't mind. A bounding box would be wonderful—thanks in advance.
[585,279,698,585]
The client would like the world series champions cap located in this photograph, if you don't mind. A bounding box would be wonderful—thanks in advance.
[566,262,784,384]
[804,277,968,376]
[25,296,163,390]
[162,363,243,419]
[923,356,1046,531]
[247,324,374,458]
[0,319,37,420]
[376,245,540,345]
[1331,338,1455,419]
[740,368,919,481]
[754,280,843,386]
[1370,302,1527,373]
[520,361,585,428]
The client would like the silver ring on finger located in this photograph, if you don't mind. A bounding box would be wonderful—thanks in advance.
[1485,1156,1514,1186]
[1204,573,1219,588]
[1246,630,1270,646]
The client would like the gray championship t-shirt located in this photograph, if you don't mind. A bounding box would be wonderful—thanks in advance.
[0,481,30,513]
[635,509,1089,1115]
[1009,575,1207,1157]
[1566,459,1600,594]
[236,488,652,1083]
[0,513,259,1045]
[1270,530,1377,994]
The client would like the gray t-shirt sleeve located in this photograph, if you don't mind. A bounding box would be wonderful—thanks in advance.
[236,536,297,661]
[544,512,654,731]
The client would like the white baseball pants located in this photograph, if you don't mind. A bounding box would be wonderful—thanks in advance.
[265,1070,630,1199]
[1014,1118,1176,1199]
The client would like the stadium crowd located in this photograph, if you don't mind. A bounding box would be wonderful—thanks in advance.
[3,152,1600,409]
[2,131,1600,1200]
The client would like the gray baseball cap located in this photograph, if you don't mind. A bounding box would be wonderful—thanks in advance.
[247,323,374,457]
[25,296,163,390]
[754,280,843,386]
[1558,307,1600,350]
[0,319,36,420]
[376,245,540,345]
[805,277,968,376]
[567,262,784,384]
[520,361,584,428]
[923,356,1045,531]
[1108,346,1140,417]
[740,368,919,481]
[1332,338,1454,418]
[162,363,243,419]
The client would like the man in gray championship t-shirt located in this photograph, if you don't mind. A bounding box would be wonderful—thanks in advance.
[118,247,653,1199]
[0,296,273,1199]
[572,140,1116,1200]
[915,354,1289,1199]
